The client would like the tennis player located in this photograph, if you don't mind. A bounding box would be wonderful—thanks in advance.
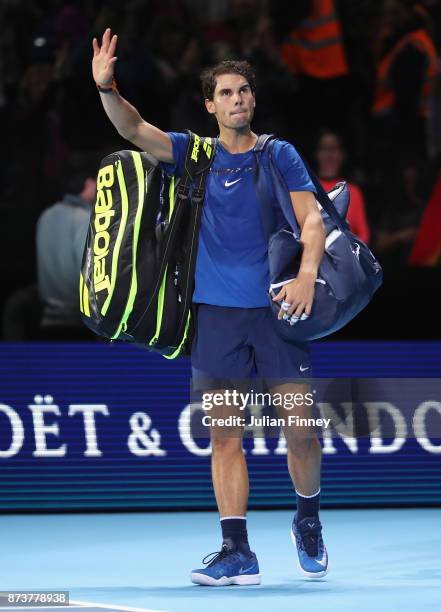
[92,28,328,585]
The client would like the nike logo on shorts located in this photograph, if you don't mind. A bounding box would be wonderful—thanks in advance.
[300,365,310,372]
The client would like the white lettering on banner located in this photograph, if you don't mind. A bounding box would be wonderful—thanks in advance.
[179,403,270,456]
[178,404,211,456]
[181,402,337,456]
[30,395,66,457]
[1,395,440,458]
[68,405,109,457]
[127,412,166,456]
[413,401,441,454]
[274,433,287,455]
[317,402,358,454]
[0,404,24,458]
[366,402,407,454]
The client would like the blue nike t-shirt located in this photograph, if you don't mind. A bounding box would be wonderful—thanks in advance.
[161,133,315,308]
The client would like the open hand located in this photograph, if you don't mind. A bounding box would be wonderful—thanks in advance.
[92,28,118,87]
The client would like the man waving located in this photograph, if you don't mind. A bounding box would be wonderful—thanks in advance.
[92,28,327,586]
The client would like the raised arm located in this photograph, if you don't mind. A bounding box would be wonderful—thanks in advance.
[92,28,174,163]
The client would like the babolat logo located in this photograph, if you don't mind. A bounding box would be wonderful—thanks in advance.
[203,140,213,158]
[191,134,201,162]
[93,164,115,294]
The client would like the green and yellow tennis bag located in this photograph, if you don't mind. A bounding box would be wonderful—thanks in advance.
[79,131,216,358]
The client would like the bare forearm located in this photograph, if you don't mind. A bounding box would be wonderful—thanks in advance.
[99,90,142,139]
[98,90,173,160]
[273,211,325,319]
[274,195,325,318]
[298,213,325,277]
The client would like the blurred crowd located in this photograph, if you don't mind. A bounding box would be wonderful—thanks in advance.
[1,0,440,341]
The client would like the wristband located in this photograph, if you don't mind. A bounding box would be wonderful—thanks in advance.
[97,78,117,93]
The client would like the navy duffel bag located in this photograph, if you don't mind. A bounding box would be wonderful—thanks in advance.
[254,136,383,342]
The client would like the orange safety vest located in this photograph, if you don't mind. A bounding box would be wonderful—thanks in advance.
[372,29,438,119]
[280,0,348,79]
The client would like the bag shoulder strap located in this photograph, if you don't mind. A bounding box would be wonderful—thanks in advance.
[254,133,275,153]
[171,131,215,206]
[183,130,216,176]
[253,134,277,238]
[291,154,349,233]
[254,134,350,236]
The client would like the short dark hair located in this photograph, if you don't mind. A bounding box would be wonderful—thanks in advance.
[64,154,99,194]
[200,60,256,100]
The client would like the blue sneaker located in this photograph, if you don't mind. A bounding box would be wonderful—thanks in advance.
[291,514,329,579]
[191,541,261,586]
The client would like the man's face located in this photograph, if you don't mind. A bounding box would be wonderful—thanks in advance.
[205,73,256,130]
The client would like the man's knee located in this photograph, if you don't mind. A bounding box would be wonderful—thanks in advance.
[211,433,243,455]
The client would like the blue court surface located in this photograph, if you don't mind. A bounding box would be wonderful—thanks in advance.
[1,508,440,612]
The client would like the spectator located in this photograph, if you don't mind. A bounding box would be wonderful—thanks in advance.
[374,155,428,269]
[0,0,439,341]
[316,129,371,244]
[409,171,441,266]
[1,285,42,341]
[169,37,219,135]
[371,0,438,160]
[279,0,348,79]
[204,0,279,63]
[56,5,130,153]
[202,0,296,137]
[36,162,96,339]
[278,0,350,153]
[14,55,59,210]
[144,15,203,127]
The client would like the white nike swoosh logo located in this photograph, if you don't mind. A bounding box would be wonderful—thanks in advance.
[316,557,327,567]
[238,565,256,574]
[225,178,241,187]
[300,365,310,372]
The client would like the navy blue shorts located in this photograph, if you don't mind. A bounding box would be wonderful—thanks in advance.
[191,304,311,390]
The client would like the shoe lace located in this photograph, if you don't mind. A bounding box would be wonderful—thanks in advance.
[202,543,235,568]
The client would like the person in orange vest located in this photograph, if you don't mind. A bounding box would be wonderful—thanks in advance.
[315,129,371,244]
[279,0,350,154]
[371,1,438,158]
[280,0,348,79]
